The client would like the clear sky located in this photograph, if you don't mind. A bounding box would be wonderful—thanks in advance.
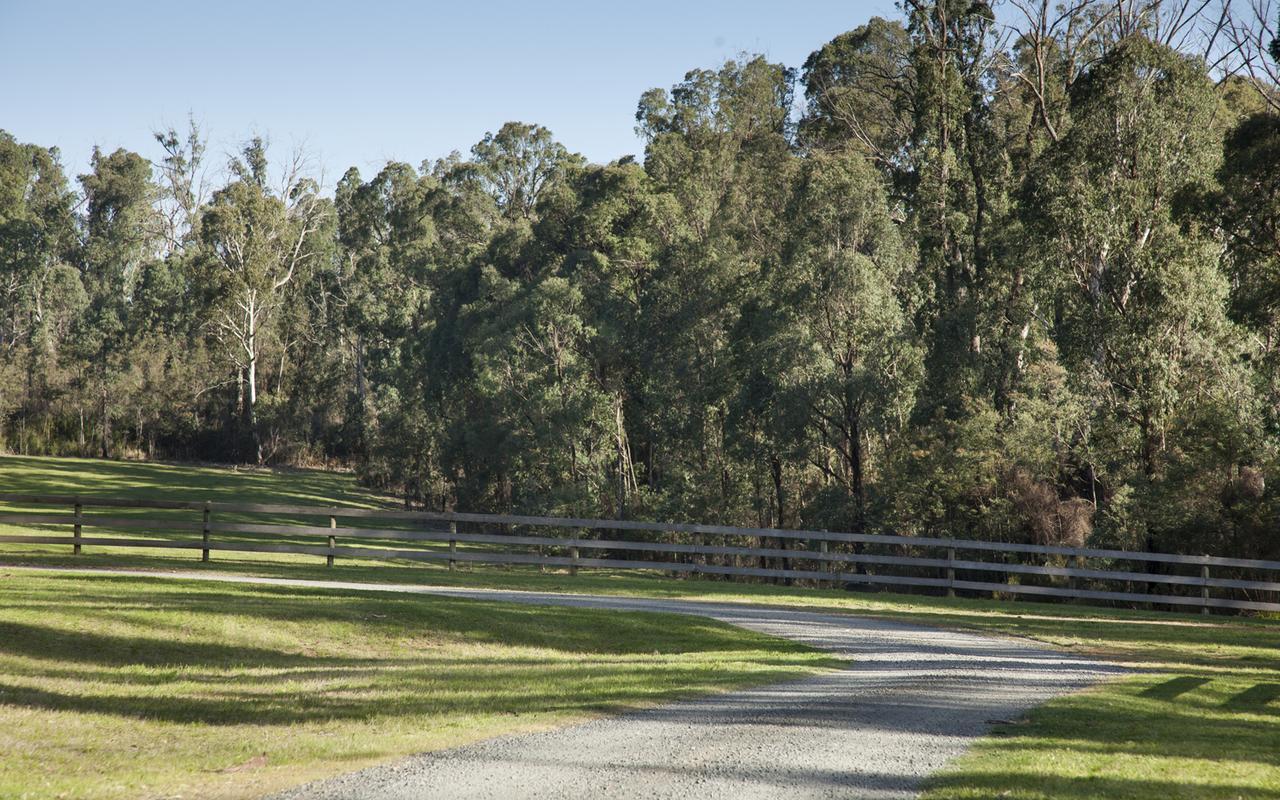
[0,0,897,184]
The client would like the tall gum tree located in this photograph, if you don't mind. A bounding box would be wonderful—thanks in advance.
[902,0,1003,417]
[800,17,916,183]
[73,147,159,457]
[0,132,79,450]
[195,139,329,463]
[777,148,921,533]
[1213,112,1280,432]
[1028,36,1246,545]
[636,56,799,524]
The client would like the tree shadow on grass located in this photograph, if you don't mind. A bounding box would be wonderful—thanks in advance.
[951,676,1280,768]
[0,620,330,668]
[1139,675,1211,699]
[1225,682,1280,714]
[927,770,1280,800]
[0,575,832,727]
[2,576,819,658]
[0,454,382,509]
[868,608,1280,672]
[0,655,812,726]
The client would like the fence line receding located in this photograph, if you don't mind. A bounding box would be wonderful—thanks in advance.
[0,493,1278,614]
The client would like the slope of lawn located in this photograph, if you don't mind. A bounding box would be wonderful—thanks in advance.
[0,454,380,508]
[0,569,835,800]
[3,454,1280,799]
[916,609,1280,800]
[0,455,404,562]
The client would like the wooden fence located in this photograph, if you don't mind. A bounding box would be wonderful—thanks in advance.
[1,493,1279,614]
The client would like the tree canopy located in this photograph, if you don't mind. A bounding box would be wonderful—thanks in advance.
[4,0,1280,562]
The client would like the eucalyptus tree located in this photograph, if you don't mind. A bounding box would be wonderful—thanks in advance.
[800,18,915,181]
[469,268,615,513]
[1215,112,1280,333]
[536,160,668,516]
[335,161,446,496]
[1027,37,1248,546]
[449,127,617,513]
[194,138,330,463]
[0,132,79,358]
[900,0,1013,422]
[335,164,420,445]
[72,147,160,457]
[0,131,80,451]
[1224,0,1280,114]
[152,118,209,256]
[636,56,800,524]
[776,148,921,532]
[470,122,581,222]
[1212,111,1280,435]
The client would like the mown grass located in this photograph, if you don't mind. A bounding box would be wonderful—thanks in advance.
[0,454,378,508]
[913,604,1280,799]
[3,454,1280,799]
[0,454,420,562]
[923,675,1280,799]
[0,570,835,800]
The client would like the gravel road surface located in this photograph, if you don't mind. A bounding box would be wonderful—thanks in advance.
[20,568,1120,799]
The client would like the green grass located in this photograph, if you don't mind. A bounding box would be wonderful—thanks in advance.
[0,570,835,800]
[3,454,1280,799]
[0,454,415,561]
[0,454,379,508]
[915,608,1280,799]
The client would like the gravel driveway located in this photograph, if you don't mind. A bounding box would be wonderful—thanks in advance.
[25,569,1120,799]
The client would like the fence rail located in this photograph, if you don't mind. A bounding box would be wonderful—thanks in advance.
[1,492,1279,614]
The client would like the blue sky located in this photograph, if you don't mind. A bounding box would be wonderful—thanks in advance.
[0,1,897,184]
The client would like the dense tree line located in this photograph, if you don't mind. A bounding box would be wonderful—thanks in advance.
[4,0,1280,560]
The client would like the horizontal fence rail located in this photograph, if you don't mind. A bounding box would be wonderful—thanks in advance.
[1,493,1279,614]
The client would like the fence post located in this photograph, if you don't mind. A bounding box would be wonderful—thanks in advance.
[947,547,956,598]
[327,514,336,567]
[819,538,829,585]
[448,521,457,572]
[73,501,82,555]
[201,502,211,562]
[570,541,579,576]
[1201,563,1210,615]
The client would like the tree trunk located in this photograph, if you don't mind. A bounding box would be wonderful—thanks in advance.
[771,454,792,585]
[246,353,262,464]
[842,388,867,577]
[849,410,865,533]
[354,333,368,454]
[614,394,634,518]
[244,317,263,464]
[234,367,244,456]
[99,383,110,459]
[355,334,367,407]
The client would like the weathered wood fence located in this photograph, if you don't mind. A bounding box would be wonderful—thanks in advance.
[1,493,1279,614]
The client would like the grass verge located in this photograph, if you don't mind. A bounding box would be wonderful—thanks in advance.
[3,454,1279,798]
[0,569,835,799]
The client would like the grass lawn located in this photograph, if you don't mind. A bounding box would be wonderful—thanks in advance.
[0,454,380,509]
[0,569,835,800]
[3,454,1280,799]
